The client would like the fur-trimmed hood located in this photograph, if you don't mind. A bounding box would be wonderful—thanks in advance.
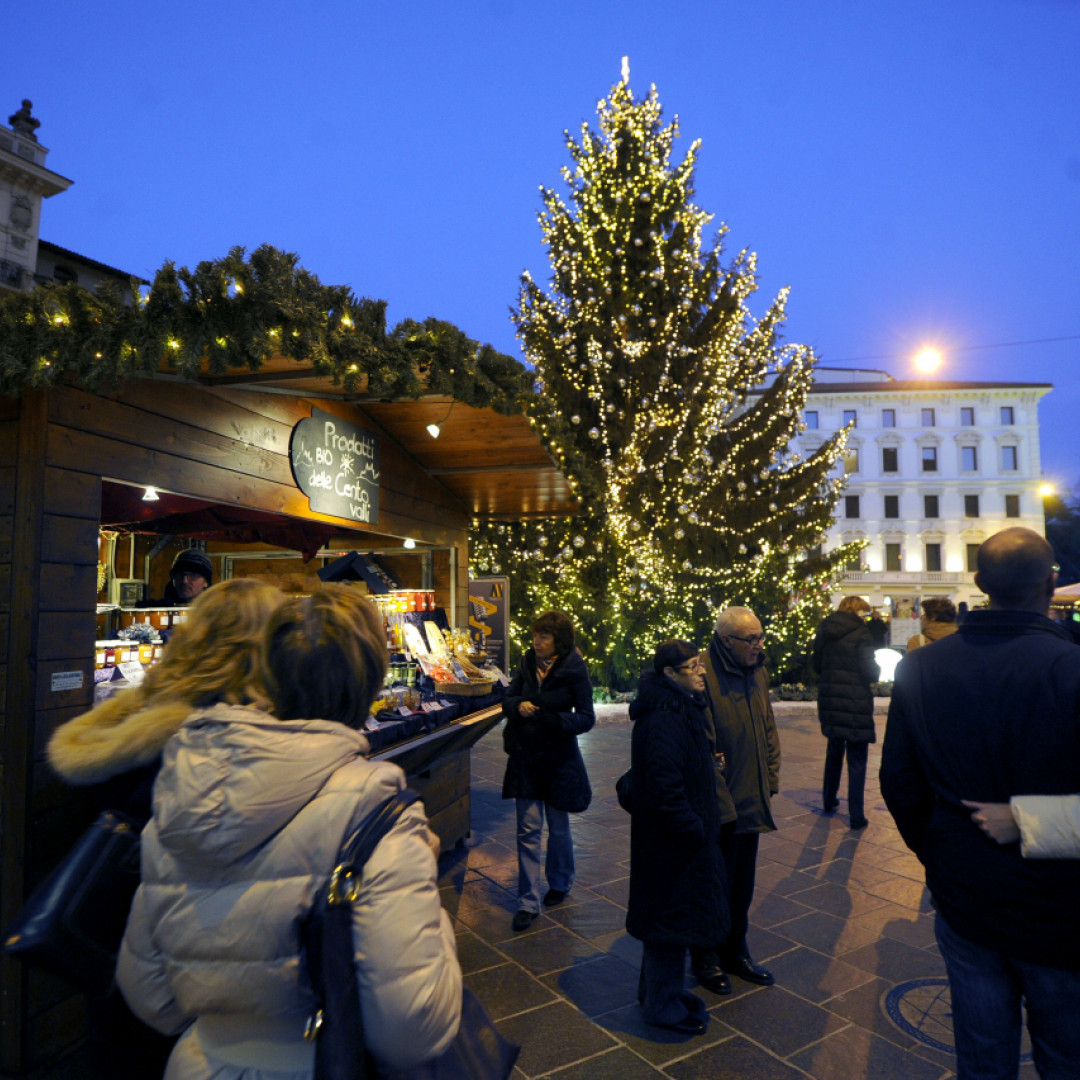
[47,689,194,786]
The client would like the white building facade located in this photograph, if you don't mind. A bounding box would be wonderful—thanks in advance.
[799,368,1051,625]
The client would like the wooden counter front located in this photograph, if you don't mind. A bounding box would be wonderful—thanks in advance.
[372,704,503,852]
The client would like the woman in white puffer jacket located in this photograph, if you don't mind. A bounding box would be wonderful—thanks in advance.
[117,586,462,1080]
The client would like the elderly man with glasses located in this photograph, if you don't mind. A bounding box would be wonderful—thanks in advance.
[692,606,781,994]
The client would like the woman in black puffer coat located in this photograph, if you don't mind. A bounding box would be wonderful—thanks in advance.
[812,597,880,829]
[502,611,595,932]
[626,640,729,1035]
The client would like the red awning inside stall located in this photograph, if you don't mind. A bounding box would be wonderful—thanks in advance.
[100,482,337,561]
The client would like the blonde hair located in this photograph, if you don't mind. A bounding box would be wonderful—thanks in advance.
[138,578,283,710]
[262,585,388,730]
[838,596,872,615]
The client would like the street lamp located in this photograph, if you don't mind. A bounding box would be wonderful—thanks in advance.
[913,347,942,374]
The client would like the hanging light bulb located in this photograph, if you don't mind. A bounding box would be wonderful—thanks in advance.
[427,401,455,439]
[142,486,160,502]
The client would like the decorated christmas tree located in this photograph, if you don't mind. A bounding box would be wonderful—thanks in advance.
[472,69,857,687]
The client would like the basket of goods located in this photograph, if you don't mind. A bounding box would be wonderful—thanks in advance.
[434,679,492,696]
[436,653,499,695]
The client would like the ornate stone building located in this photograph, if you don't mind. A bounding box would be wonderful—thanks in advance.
[1,100,132,296]
[800,367,1051,626]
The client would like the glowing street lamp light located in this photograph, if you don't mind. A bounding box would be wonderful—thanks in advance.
[913,347,942,374]
[1039,483,1055,497]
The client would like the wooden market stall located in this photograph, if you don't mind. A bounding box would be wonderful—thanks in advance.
[0,367,574,1072]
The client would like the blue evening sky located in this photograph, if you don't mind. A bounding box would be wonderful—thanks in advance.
[8,1,1080,483]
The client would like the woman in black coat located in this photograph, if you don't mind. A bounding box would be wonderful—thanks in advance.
[502,611,595,932]
[626,640,729,1035]
[812,596,880,829]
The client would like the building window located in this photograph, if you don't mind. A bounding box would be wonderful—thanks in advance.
[845,495,861,519]
[925,543,942,572]
[961,407,975,426]
[882,408,896,428]
[1005,493,1020,518]
[965,494,980,518]
[843,409,858,428]
[844,449,860,474]
[924,494,940,518]
[882,447,899,473]
[961,446,978,471]
[921,408,935,427]
[967,543,980,572]
[804,410,819,430]
[922,446,938,472]
[1000,406,1014,425]
[885,543,902,572]
[1001,446,1018,471]
[53,264,79,284]
[884,494,900,519]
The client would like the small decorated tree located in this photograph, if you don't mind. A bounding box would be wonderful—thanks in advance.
[472,72,856,686]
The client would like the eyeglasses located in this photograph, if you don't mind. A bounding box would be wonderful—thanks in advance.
[675,659,705,674]
[725,632,765,647]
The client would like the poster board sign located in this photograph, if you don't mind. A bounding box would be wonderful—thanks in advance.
[468,576,509,671]
[290,407,380,524]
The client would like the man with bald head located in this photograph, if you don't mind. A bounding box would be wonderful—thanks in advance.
[881,527,1080,1076]
[693,605,781,993]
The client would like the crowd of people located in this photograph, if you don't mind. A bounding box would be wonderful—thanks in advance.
[498,526,1080,1077]
[38,524,1080,1078]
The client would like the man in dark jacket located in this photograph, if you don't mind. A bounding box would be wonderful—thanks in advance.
[881,527,1080,1076]
[812,596,879,829]
[696,606,780,992]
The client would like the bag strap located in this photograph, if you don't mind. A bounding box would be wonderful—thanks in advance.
[331,788,422,906]
[303,789,421,1039]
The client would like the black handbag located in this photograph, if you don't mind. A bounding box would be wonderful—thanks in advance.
[3,809,141,997]
[302,789,519,1080]
[615,767,634,813]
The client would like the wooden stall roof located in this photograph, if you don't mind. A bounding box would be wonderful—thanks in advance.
[356,398,574,520]
[197,362,576,519]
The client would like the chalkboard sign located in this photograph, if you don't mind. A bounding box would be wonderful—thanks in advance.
[290,407,380,524]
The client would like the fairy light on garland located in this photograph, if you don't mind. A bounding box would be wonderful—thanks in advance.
[0,245,531,412]
[473,69,858,687]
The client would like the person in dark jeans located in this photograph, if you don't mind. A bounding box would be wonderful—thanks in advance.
[882,527,1080,1078]
[812,596,880,830]
[501,611,595,931]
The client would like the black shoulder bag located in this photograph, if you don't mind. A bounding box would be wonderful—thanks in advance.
[301,789,519,1080]
[3,809,142,997]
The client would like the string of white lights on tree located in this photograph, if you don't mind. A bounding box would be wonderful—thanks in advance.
[471,69,860,686]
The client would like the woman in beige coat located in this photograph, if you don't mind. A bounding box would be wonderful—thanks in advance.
[117,586,462,1080]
